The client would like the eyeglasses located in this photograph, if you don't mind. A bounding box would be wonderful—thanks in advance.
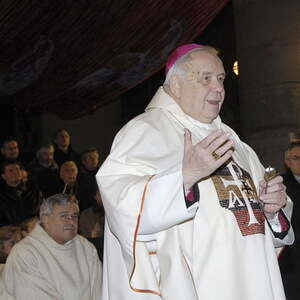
[43,213,79,222]
[58,213,79,222]
[288,155,300,161]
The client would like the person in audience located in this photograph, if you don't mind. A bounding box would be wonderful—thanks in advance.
[20,166,29,184]
[79,187,105,239]
[279,141,300,299]
[79,147,101,209]
[0,136,33,166]
[0,226,20,300]
[80,148,100,175]
[3,193,102,299]
[0,137,20,163]
[0,161,42,226]
[27,142,59,196]
[59,161,79,192]
[20,217,39,237]
[53,129,80,167]
[283,141,300,207]
[0,226,22,266]
[54,160,90,211]
[79,185,105,262]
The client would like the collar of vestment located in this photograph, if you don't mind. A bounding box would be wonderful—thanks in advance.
[30,223,75,250]
[145,87,252,176]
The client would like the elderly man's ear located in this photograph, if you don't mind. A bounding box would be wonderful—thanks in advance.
[169,75,181,98]
[40,215,49,226]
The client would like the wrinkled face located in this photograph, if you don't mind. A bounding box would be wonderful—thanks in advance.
[60,162,78,184]
[2,164,22,186]
[174,51,225,123]
[82,151,99,171]
[286,146,300,176]
[42,202,79,244]
[55,130,70,149]
[1,141,19,160]
[38,147,54,165]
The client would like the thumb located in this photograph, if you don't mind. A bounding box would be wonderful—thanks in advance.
[184,128,192,152]
[258,179,266,195]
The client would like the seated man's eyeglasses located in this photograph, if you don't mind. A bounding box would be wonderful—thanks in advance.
[289,155,300,161]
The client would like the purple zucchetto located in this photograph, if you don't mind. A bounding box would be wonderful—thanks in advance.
[165,43,203,75]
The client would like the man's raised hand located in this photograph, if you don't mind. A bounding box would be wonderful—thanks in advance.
[182,129,234,190]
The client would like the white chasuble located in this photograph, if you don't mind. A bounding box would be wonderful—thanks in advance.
[97,87,294,300]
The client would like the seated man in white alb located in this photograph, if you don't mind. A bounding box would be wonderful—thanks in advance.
[2,193,102,300]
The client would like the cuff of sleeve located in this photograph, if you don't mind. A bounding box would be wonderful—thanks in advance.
[267,209,290,240]
[184,184,200,208]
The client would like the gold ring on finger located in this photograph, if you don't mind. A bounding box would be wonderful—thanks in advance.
[212,152,220,161]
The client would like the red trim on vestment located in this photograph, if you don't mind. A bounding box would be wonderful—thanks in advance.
[129,175,162,297]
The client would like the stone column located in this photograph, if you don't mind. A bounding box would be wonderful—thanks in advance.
[233,0,300,171]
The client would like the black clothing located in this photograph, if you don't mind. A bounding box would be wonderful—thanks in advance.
[53,144,80,167]
[27,158,59,197]
[78,165,100,209]
[279,169,300,300]
[0,180,43,226]
[49,179,90,211]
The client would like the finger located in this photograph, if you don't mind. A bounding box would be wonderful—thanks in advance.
[259,180,267,193]
[263,183,286,194]
[260,191,287,204]
[207,132,233,153]
[212,139,234,157]
[200,130,224,148]
[183,128,193,153]
[214,149,233,167]
[267,175,283,185]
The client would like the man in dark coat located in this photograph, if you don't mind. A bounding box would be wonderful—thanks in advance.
[53,129,80,167]
[280,141,300,300]
[27,142,59,197]
[0,161,42,226]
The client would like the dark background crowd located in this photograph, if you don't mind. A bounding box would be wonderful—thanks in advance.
[0,129,105,263]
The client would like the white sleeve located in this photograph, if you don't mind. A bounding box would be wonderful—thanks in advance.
[139,167,198,236]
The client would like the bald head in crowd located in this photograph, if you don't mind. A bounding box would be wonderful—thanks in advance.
[59,161,78,184]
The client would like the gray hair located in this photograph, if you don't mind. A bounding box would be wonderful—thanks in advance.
[163,46,219,87]
[39,193,79,219]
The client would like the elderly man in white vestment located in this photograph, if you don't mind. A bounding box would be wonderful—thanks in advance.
[97,44,294,300]
[2,193,102,300]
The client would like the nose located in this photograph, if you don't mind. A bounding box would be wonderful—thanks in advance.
[212,78,224,93]
[65,215,77,224]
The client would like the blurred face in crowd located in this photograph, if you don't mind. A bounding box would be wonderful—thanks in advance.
[1,140,19,160]
[170,50,225,123]
[286,146,300,176]
[1,233,21,256]
[60,161,78,184]
[37,146,55,167]
[1,163,23,187]
[21,217,38,236]
[82,151,99,171]
[55,130,70,151]
[94,189,103,207]
[21,168,28,183]
[42,202,79,244]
